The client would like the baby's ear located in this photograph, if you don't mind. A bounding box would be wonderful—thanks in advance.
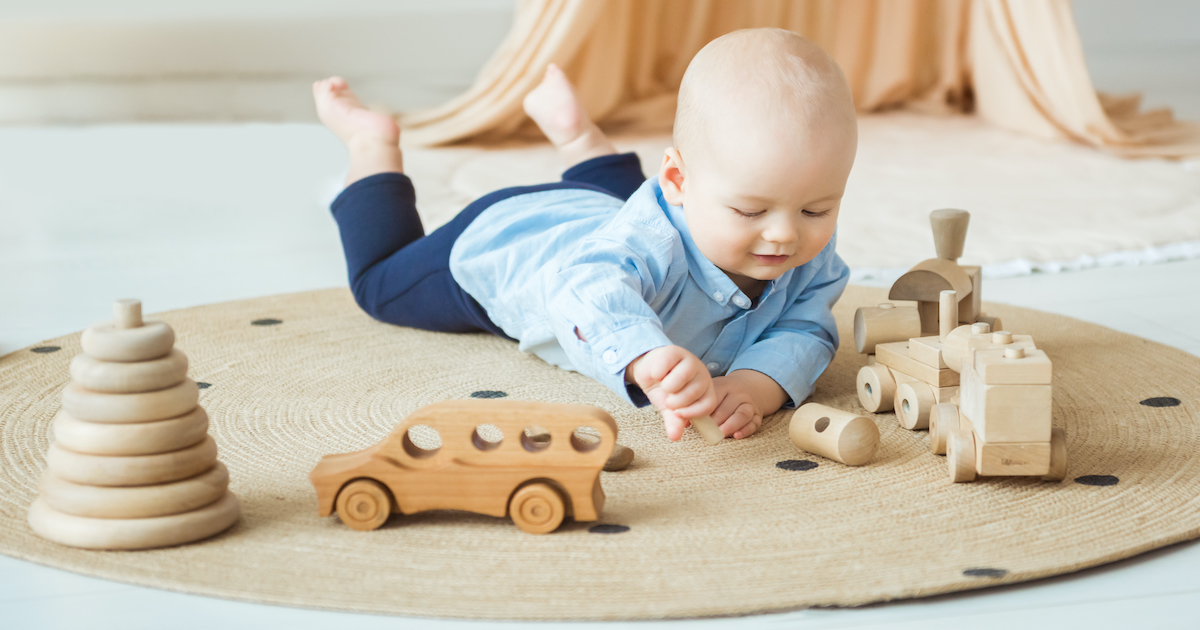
[657,148,686,206]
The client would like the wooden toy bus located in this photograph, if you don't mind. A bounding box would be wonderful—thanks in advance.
[310,399,618,534]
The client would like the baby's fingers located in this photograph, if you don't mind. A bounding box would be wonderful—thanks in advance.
[722,404,763,439]
[662,409,690,441]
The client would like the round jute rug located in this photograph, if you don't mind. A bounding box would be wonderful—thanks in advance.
[1,286,1197,620]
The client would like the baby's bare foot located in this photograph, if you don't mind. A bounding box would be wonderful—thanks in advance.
[523,64,616,167]
[313,77,400,147]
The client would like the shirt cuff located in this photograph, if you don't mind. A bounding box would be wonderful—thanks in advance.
[570,320,671,407]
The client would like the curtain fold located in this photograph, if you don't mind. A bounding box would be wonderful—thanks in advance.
[400,0,1199,157]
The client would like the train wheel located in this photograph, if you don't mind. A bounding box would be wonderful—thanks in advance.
[857,364,896,413]
[947,430,977,483]
[1043,427,1068,482]
[509,482,565,534]
[895,382,935,430]
[335,479,392,531]
[929,403,960,455]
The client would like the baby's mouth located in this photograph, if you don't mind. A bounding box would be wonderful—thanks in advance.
[752,254,790,265]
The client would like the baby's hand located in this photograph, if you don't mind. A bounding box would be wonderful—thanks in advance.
[627,346,718,441]
[710,375,765,439]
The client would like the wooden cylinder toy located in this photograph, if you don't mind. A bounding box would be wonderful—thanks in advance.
[895,382,935,430]
[789,403,879,466]
[939,290,958,341]
[690,415,724,445]
[114,299,143,329]
[856,363,896,413]
[854,303,921,354]
[930,208,970,262]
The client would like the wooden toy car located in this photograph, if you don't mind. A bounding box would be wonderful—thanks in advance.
[309,399,617,534]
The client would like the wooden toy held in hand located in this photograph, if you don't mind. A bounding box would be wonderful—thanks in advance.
[28,299,241,550]
[309,399,618,534]
[789,403,879,466]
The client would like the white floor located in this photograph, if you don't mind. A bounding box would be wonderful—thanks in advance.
[2,119,1200,628]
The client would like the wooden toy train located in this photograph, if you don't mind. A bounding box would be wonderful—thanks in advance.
[852,209,1066,483]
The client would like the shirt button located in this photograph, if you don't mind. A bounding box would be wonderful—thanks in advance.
[713,291,724,301]
[602,350,618,364]
[733,296,749,308]
[706,362,720,371]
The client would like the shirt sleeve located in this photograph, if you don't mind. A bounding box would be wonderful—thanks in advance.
[543,220,683,406]
[727,238,850,408]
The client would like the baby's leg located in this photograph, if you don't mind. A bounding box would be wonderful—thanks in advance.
[313,77,404,187]
[523,64,617,168]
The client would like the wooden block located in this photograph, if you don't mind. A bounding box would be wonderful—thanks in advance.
[939,290,958,340]
[889,258,974,303]
[875,341,959,388]
[930,208,970,261]
[603,444,634,472]
[790,403,879,466]
[27,491,240,550]
[908,336,947,369]
[310,400,617,533]
[80,319,174,363]
[917,301,939,336]
[53,407,209,456]
[961,266,982,323]
[46,436,219,487]
[39,463,228,519]
[856,363,896,413]
[960,363,1051,443]
[942,325,1036,373]
[691,415,724,445]
[974,347,1052,385]
[975,441,1051,476]
[933,385,959,403]
[69,348,189,394]
[61,379,199,423]
[853,303,921,354]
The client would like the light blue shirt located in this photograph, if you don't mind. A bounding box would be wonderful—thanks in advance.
[448,177,849,407]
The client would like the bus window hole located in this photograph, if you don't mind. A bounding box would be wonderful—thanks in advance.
[522,426,551,452]
[403,424,442,459]
[571,426,602,453]
[472,424,504,451]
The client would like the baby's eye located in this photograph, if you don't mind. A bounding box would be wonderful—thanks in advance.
[803,209,833,218]
[731,207,766,218]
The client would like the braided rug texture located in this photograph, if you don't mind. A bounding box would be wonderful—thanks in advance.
[0,285,1197,620]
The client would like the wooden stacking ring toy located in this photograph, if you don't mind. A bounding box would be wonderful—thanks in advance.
[61,379,199,423]
[39,463,229,519]
[69,348,188,393]
[27,491,240,550]
[46,436,218,487]
[53,408,209,456]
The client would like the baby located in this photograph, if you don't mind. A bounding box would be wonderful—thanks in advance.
[313,28,857,442]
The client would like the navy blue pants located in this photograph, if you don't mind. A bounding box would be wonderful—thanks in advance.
[330,152,647,336]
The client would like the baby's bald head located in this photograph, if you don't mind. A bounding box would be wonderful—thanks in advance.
[673,28,855,166]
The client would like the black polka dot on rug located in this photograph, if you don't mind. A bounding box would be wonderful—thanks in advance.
[1140,397,1181,407]
[251,318,282,326]
[1075,475,1119,486]
[776,459,818,472]
[197,382,212,389]
[30,346,61,354]
[470,390,508,399]
[963,568,1008,578]
[589,524,630,534]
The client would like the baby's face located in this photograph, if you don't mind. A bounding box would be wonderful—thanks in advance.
[659,119,856,295]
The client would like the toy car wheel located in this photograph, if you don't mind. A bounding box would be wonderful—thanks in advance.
[929,403,960,455]
[1043,427,1068,482]
[947,429,977,483]
[895,382,934,431]
[335,479,393,531]
[856,364,896,413]
[509,482,565,534]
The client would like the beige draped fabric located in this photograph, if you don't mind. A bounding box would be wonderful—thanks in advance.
[401,0,1200,158]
